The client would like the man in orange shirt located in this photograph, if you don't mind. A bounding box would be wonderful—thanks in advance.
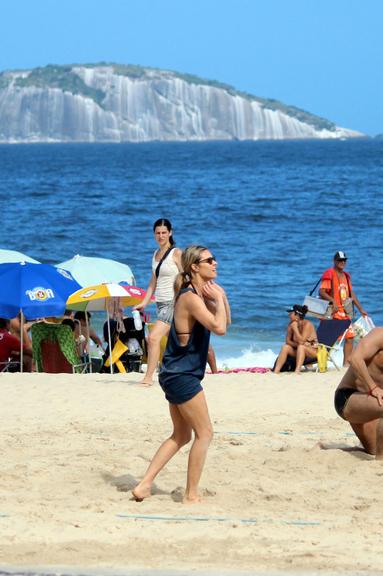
[319,251,367,366]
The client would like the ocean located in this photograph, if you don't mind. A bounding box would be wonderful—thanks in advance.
[0,139,382,368]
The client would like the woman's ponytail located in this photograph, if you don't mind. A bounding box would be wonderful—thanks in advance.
[174,271,190,300]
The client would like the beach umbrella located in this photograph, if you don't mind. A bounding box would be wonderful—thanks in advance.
[0,262,81,371]
[66,283,148,373]
[56,255,135,287]
[66,283,138,312]
[120,284,154,307]
[0,249,40,264]
[0,262,81,319]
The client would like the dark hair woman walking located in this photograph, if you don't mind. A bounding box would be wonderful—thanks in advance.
[133,245,230,503]
[134,218,182,385]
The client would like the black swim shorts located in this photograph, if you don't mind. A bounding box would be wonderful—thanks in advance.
[334,387,357,419]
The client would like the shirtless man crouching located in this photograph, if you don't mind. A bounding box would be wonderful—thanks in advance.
[334,327,383,459]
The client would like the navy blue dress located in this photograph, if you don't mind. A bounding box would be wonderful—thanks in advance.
[159,288,211,405]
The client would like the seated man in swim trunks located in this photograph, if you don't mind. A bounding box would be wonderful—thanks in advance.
[334,327,383,459]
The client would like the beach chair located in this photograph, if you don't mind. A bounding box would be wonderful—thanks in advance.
[32,322,88,374]
[0,359,20,372]
[314,319,351,371]
[102,317,147,373]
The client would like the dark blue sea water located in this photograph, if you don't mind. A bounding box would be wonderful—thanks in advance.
[0,139,382,366]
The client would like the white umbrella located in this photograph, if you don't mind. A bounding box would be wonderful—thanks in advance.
[56,255,135,287]
[0,249,40,264]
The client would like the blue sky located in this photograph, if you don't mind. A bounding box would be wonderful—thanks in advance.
[1,0,382,135]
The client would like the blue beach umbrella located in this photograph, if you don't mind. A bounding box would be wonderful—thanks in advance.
[0,262,81,319]
[0,262,81,372]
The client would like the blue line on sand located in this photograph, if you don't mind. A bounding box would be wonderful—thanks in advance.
[218,430,354,438]
[218,431,258,435]
[117,514,320,526]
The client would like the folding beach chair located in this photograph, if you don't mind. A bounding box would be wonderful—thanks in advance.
[32,322,88,374]
[0,359,20,372]
[314,319,351,371]
[102,317,147,373]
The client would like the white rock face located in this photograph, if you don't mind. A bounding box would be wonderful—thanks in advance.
[0,65,362,143]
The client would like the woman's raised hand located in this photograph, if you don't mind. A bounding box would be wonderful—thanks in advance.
[202,281,225,301]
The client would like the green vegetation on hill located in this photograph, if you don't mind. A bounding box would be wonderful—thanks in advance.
[112,64,149,78]
[14,65,106,107]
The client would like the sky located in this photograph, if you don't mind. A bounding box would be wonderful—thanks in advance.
[1,0,382,135]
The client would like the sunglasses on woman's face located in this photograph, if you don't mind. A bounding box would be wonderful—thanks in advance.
[198,256,217,265]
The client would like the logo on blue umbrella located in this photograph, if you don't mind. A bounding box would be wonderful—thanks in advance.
[25,287,55,301]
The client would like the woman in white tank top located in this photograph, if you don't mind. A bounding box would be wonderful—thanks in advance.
[134,218,182,386]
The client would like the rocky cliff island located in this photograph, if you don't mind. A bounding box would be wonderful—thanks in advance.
[0,63,363,143]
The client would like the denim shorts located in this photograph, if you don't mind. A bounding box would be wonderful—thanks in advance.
[156,300,174,324]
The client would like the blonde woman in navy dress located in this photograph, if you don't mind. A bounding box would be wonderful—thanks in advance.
[133,245,230,504]
[135,218,182,386]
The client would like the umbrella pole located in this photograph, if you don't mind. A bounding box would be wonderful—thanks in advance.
[107,309,113,374]
[20,310,24,374]
[85,312,92,374]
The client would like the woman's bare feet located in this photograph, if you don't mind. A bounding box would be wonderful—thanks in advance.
[183,492,202,504]
[138,378,153,387]
[132,482,152,501]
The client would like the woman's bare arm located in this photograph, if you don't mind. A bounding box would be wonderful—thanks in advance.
[289,321,306,345]
[350,328,383,394]
[203,283,231,326]
[134,272,157,311]
[173,248,183,272]
[286,324,297,347]
[181,288,227,336]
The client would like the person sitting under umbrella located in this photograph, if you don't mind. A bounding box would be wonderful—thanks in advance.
[10,312,35,349]
[73,311,104,361]
[0,318,33,372]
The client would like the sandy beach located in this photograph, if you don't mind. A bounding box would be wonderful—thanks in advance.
[0,369,381,573]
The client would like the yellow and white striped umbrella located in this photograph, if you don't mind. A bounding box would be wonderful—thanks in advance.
[66,283,143,311]
[66,283,148,374]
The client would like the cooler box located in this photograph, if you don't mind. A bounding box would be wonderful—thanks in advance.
[303,295,329,318]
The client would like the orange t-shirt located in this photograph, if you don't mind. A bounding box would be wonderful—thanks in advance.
[320,268,353,320]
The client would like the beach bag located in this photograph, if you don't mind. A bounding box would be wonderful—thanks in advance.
[352,315,375,340]
[303,278,330,318]
[317,345,328,373]
[343,297,354,319]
